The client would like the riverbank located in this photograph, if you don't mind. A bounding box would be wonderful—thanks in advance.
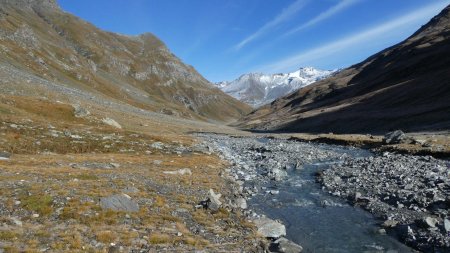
[199,133,420,252]
[282,132,450,159]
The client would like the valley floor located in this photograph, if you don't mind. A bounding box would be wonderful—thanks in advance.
[0,94,449,252]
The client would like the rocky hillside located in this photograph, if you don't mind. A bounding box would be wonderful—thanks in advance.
[0,0,251,123]
[216,67,334,107]
[237,5,450,133]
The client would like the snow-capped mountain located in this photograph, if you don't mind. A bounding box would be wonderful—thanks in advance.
[216,67,336,107]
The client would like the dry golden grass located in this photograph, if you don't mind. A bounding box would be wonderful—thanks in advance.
[95,230,116,243]
[0,94,259,251]
[148,233,172,245]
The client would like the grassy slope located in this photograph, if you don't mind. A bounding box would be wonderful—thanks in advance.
[0,3,251,123]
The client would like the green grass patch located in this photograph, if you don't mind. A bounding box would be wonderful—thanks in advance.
[21,194,53,216]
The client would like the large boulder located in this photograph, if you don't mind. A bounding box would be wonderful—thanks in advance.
[208,189,222,212]
[271,237,303,253]
[382,130,412,144]
[100,194,139,212]
[254,217,286,239]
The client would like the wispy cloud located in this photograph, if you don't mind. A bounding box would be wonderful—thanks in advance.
[233,0,307,51]
[258,1,449,73]
[284,0,360,36]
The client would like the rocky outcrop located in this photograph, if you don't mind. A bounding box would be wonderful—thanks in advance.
[0,0,251,123]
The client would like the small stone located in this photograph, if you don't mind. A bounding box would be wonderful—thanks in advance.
[32,214,40,218]
[235,198,248,210]
[424,217,438,228]
[382,220,398,228]
[122,186,139,193]
[354,192,362,201]
[444,219,450,232]
[102,118,122,129]
[163,168,192,176]
[151,142,164,150]
[110,163,120,169]
[11,217,22,226]
[72,105,90,118]
[0,151,11,160]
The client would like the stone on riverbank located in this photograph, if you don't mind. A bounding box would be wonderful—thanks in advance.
[254,217,286,239]
[271,237,303,253]
[382,130,412,144]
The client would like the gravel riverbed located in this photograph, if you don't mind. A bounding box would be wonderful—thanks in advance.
[199,134,450,252]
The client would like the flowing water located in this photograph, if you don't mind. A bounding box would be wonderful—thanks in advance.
[247,141,414,252]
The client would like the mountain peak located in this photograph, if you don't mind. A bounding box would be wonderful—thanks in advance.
[217,67,335,107]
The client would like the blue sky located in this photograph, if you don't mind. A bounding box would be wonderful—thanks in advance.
[59,0,450,82]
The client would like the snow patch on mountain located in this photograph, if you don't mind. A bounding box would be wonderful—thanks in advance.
[216,67,336,107]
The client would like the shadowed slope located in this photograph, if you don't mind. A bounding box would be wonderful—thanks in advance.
[237,5,450,133]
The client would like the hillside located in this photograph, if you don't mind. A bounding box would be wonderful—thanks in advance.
[236,5,450,134]
[216,67,334,107]
[0,0,251,123]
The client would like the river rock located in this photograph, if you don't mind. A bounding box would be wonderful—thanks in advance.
[271,237,303,253]
[100,194,139,212]
[444,219,450,232]
[254,217,286,238]
[208,189,222,211]
[382,220,399,228]
[423,217,438,228]
[235,197,247,210]
[270,167,288,181]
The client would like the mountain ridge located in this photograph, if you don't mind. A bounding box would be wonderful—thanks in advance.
[236,5,450,133]
[216,67,335,107]
[0,0,251,123]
